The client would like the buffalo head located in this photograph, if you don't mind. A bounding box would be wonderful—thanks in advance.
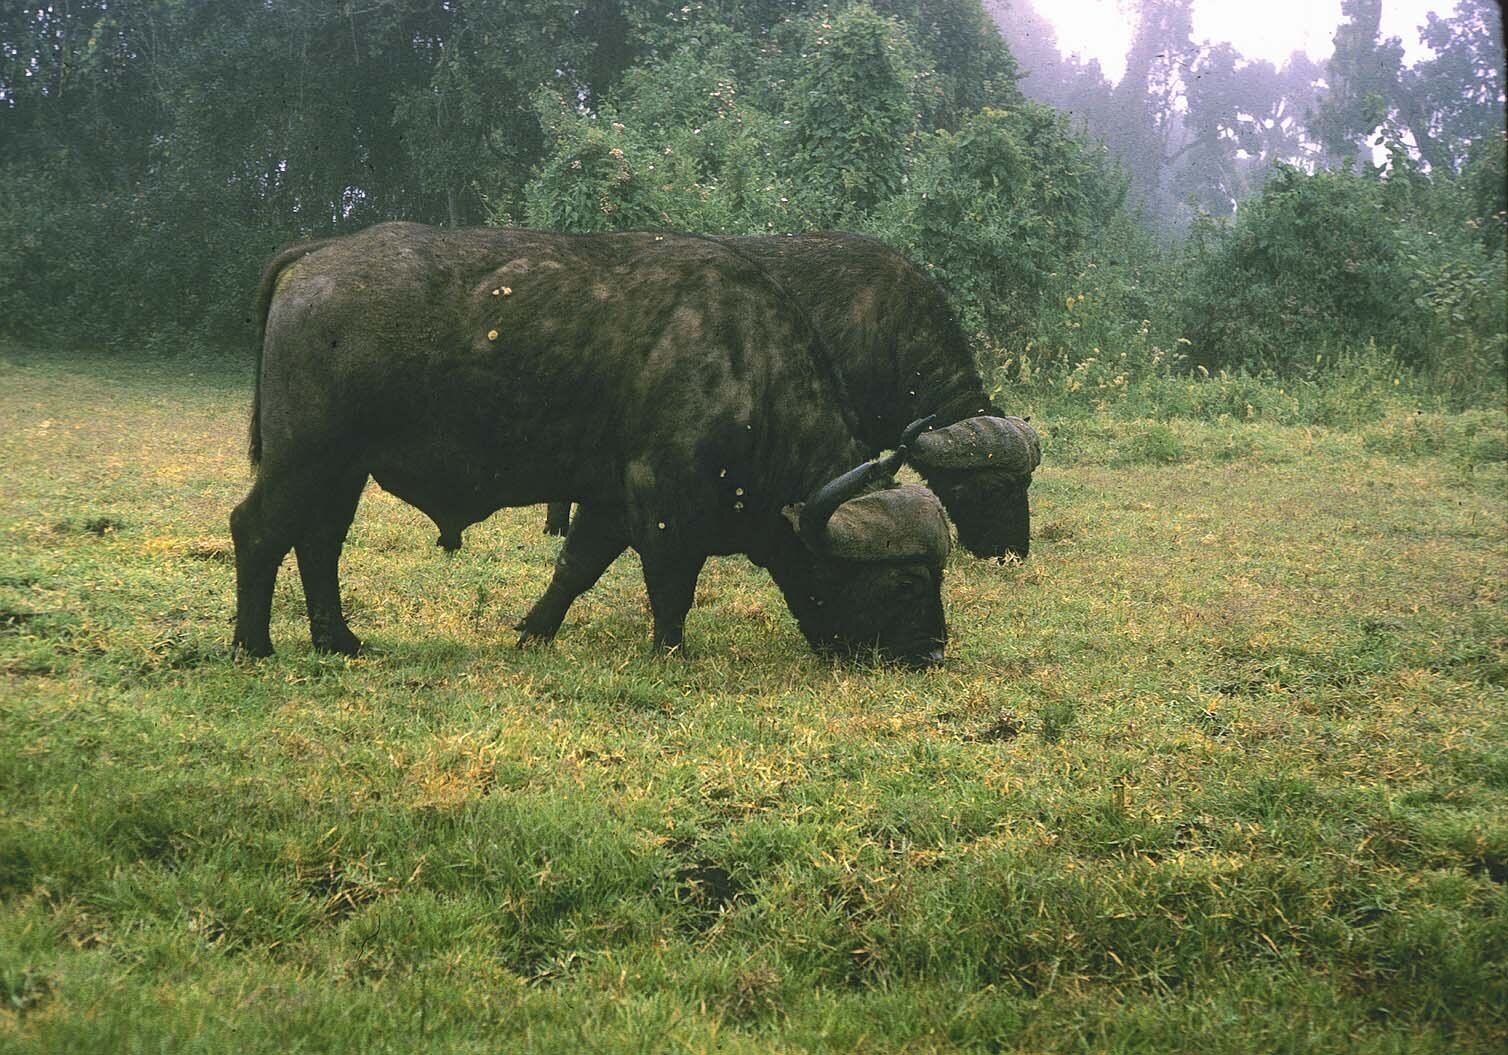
[780,418,950,669]
[910,416,1041,561]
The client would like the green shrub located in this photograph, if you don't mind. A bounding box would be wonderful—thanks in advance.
[520,96,694,233]
[1176,162,1507,400]
[1107,421,1188,466]
[1019,215,1185,365]
[519,39,793,236]
[783,4,920,227]
[1180,165,1419,372]
[868,104,1127,347]
[1463,129,1507,250]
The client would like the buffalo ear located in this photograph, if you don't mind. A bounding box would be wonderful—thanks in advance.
[781,503,804,535]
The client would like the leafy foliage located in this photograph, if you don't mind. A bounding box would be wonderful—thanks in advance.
[1315,0,1506,176]
[785,5,919,226]
[1174,45,1325,217]
[0,0,1501,413]
[1312,0,1408,167]
[1183,165,1417,371]
[1403,0,1508,175]
[1178,161,1506,401]
[870,104,1127,346]
[522,97,690,233]
[1464,130,1508,249]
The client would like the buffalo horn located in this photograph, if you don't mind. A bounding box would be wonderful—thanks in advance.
[911,415,1041,474]
[823,483,951,563]
[798,416,934,552]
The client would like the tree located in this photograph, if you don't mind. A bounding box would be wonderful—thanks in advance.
[1314,0,1504,175]
[5,0,1131,354]
[784,4,919,226]
[391,1,602,227]
[1180,159,1504,383]
[1463,131,1508,249]
[870,103,1126,344]
[870,0,1022,125]
[1312,0,1399,167]
[1175,47,1325,215]
[521,29,787,235]
[1399,0,1506,175]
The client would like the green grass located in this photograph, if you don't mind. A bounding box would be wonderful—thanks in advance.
[1,348,1505,1053]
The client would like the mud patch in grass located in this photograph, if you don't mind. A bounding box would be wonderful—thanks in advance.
[964,714,1025,742]
[669,838,749,931]
[54,514,128,536]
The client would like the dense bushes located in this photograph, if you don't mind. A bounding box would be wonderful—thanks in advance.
[522,9,1132,378]
[1173,161,1505,405]
[1182,165,1421,371]
[2,1,1501,413]
[867,104,1127,346]
[0,161,267,350]
[414,8,1508,416]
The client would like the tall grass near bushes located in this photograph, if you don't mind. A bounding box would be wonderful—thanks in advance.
[1005,343,1452,428]
[980,159,1505,420]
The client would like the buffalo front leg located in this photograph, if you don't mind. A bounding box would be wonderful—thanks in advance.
[516,503,628,646]
[639,550,707,655]
[294,470,368,655]
[543,502,572,536]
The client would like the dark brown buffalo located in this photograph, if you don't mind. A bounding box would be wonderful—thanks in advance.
[232,223,951,665]
[545,232,1040,560]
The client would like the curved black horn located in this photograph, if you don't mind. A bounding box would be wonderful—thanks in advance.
[870,414,937,476]
[910,415,1041,474]
[800,415,936,552]
[799,460,889,553]
[898,415,935,450]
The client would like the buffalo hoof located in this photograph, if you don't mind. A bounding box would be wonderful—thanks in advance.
[890,646,944,671]
[314,632,363,657]
[543,506,571,536]
[231,637,274,660]
[514,619,557,649]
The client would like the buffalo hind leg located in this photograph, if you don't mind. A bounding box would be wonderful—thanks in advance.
[543,502,572,536]
[516,503,628,646]
[640,550,707,655]
[230,473,302,657]
[295,470,368,655]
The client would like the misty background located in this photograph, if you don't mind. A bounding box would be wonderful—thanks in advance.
[2,0,1503,404]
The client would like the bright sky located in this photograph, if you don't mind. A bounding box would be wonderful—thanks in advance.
[1041,0,1450,82]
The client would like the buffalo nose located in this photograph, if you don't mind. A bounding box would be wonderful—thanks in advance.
[922,647,945,669]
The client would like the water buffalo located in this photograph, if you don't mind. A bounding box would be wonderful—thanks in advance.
[232,223,951,666]
[544,232,1041,560]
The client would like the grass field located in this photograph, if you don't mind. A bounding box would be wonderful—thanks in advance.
[1,349,1505,1053]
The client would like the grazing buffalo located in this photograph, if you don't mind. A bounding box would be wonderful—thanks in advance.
[545,232,1040,560]
[232,223,951,666]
